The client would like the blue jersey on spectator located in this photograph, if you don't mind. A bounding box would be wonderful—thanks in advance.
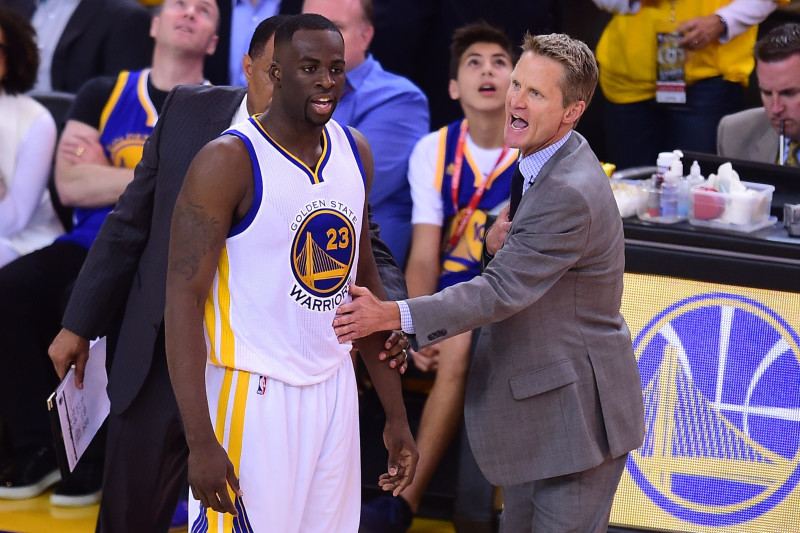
[58,69,157,249]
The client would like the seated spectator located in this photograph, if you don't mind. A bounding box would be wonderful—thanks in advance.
[0,0,219,507]
[360,22,517,532]
[31,0,153,93]
[718,22,800,166]
[302,0,430,269]
[593,0,779,169]
[0,6,62,268]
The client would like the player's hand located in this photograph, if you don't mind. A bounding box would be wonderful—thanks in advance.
[187,440,242,516]
[379,330,410,374]
[410,344,441,373]
[485,204,511,256]
[48,329,90,387]
[379,419,418,496]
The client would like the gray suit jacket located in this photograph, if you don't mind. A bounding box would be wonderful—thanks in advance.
[717,107,779,164]
[407,132,645,486]
[63,84,407,414]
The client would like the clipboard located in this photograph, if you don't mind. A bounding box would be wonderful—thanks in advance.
[46,337,110,479]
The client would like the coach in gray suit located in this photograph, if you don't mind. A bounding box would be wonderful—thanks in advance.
[335,33,644,532]
[717,23,800,166]
[47,16,409,533]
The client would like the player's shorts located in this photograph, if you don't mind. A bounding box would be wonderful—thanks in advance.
[188,357,360,532]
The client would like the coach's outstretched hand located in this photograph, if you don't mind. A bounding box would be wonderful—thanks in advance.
[334,284,402,342]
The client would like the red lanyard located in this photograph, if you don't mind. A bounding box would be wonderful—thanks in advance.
[448,119,509,249]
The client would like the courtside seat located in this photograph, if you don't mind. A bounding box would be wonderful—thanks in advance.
[29,91,76,233]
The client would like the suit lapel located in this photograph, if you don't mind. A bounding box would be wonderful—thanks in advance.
[515,133,581,216]
[196,88,246,144]
[753,120,780,164]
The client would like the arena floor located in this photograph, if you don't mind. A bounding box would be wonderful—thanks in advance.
[0,489,455,533]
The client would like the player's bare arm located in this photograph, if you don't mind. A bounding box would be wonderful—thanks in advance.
[165,136,252,516]
[348,127,418,495]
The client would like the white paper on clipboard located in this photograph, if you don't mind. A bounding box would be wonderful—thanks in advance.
[53,337,110,472]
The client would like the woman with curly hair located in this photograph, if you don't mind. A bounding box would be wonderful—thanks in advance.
[0,5,63,268]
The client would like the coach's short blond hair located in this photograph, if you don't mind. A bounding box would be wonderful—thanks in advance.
[521,32,598,109]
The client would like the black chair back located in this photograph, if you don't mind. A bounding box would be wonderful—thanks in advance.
[29,91,76,232]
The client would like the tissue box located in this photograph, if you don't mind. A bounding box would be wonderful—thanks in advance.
[611,179,647,218]
[690,181,774,229]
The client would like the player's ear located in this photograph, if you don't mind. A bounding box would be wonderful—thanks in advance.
[269,62,281,86]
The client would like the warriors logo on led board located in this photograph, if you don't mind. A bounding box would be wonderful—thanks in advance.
[628,292,800,526]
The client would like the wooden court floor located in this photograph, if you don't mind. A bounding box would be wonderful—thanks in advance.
[0,489,455,533]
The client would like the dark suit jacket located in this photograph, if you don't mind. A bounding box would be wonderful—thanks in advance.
[407,132,645,486]
[2,0,36,18]
[203,0,302,85]
[63,84,407,414]
[49,0,153,93]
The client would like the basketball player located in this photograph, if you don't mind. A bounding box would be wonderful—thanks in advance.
[164,13,417,532]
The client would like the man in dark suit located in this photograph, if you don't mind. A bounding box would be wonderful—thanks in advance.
[334,33,645,532]
[31,0,153,93]
[48,15,410,532]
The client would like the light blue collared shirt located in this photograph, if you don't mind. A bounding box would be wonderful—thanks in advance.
[397,300,414,334]
[229,0,280,86]
[332,54,429,269]
[518,130,572,194]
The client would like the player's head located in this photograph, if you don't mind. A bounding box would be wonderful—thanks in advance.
[448,21,514,117]
[269,14,345,127]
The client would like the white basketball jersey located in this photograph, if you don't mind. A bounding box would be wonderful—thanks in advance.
[204,117,366,386]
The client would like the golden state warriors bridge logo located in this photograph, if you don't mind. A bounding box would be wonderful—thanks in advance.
[629,293,800,526]
[289,206,356,311]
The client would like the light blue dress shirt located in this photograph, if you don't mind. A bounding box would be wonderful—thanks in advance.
[229,0,280,86]
[519,131,572,193]
[332,54,430,269]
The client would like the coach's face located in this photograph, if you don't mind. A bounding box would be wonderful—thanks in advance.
[504,52,584,157]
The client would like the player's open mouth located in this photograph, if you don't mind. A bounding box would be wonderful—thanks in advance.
[479,83,496,94]
[312,97,333,113]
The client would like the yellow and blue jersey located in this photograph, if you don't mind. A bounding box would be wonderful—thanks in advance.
[59,69,157,249]
[436,120,516,290]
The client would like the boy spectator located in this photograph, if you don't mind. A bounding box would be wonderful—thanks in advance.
[360,22,517,532]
